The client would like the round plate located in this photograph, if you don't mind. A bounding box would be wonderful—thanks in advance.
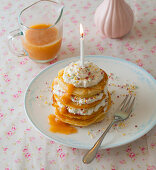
[25,56,156,149]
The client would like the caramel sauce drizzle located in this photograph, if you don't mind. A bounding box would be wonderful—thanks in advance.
[48,114,77,135]
[50,74,77,135]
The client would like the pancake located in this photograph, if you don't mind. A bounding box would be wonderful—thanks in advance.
[51,61,112,127]
[54,104,110,126]
[57,69,108,98]
[53,93,106,109]
[52,92,112,126]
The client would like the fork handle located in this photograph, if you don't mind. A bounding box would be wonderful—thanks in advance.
[83,120,117,164]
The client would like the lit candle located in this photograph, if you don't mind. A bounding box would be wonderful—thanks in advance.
[80,23,84,67]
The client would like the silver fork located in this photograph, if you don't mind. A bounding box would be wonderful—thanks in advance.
[83,95,135,164]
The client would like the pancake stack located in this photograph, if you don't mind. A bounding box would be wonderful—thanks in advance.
[51,61,111,126]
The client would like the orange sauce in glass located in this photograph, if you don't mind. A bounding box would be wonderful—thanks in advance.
[48,114,77,135]
[22,24,62,61]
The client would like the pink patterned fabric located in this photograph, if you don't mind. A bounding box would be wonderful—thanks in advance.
[0,0,156,169]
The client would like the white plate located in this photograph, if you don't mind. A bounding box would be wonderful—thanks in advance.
[25,56,156,149]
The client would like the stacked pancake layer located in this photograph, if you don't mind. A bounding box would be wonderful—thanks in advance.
[52,61,111,126]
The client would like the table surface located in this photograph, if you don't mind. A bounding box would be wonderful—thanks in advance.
[0,0,156,169]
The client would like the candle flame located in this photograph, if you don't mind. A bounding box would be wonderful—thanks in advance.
[80,23,84,38]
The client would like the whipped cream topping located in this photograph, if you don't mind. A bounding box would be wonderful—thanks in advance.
[56,92,108,115]
[63,61,104,87]
[53,84,108,105]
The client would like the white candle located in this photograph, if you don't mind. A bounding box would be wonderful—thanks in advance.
[80,23,84,67]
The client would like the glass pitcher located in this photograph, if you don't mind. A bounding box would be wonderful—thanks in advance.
[8,0,64,63]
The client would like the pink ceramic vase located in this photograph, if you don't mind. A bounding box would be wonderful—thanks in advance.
[94,0,134,38]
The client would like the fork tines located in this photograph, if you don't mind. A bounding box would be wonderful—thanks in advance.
[120,95,135,113]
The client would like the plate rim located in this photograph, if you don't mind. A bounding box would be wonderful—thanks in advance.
[24,55,156,149]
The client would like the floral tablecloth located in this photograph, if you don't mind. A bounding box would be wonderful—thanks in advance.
[0,0,156,169]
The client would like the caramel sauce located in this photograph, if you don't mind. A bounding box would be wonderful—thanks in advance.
[51,79,55,91]
[60,106,68,114]
[52,95,56,107]
[59,82,74,105]
[60,93,71,104]
[49,70,77,135]
[58,69,63,78]
[48,114,77,135]
[55,106,68,117]
[67,83,74,94]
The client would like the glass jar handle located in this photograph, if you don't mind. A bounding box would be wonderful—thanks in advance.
[8,29,27,57]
